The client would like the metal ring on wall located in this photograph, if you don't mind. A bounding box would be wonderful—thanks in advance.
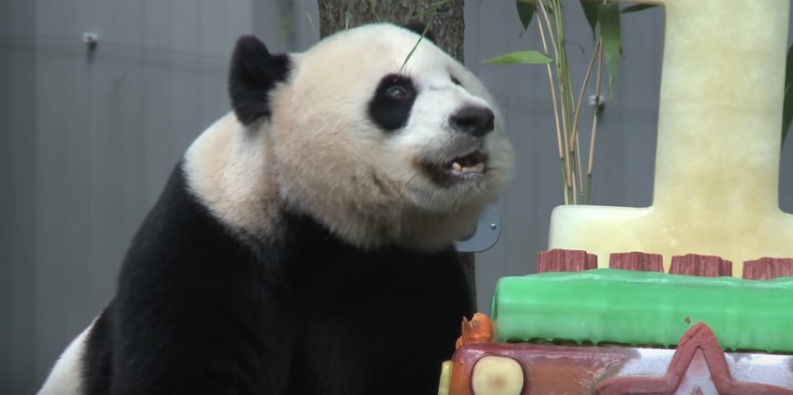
[454,205,502,253]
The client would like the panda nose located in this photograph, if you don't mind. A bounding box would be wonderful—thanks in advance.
[449,106,495,137]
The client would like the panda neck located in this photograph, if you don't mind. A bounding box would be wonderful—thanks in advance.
[184,112,280,240]
[282,194,482,253]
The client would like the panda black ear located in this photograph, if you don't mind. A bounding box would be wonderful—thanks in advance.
[400,22,436,44]
[228,35,292,125]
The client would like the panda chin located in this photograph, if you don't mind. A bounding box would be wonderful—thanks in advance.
[423,150,489,185]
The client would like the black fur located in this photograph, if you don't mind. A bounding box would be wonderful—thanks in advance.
[81,305,113,394]
[75,26,471,395]
[368,74,418,132]
[80,165,474,395]
[401,22,436,44]
[228,35,291,125]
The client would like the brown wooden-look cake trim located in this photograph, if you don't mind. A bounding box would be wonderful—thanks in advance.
[669,253,732,277]
[536,249,598,273]
[742,257,793,280]
[609,252,664,272]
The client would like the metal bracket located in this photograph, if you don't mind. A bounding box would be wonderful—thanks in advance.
[588,94,606,108]
[82,32,98,50]
[454,204,503,253]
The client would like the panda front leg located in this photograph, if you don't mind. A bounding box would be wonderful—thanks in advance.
[106,308,298,394]
[295,313,463,395]
[38,299,301,395]
[293,279,471,395]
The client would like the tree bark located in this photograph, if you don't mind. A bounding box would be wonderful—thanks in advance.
[317,0,465,61]
[317,0,477,308]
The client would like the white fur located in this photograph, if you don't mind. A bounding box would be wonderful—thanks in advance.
[37,320,96,395]
[184,112,280,239]
[188,23,513,250]
[270,24,513,250]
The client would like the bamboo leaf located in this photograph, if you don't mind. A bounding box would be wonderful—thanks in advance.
[516,0,536,31]
[599,2,621,96]
[621,3,658,13]
[344,10,352,29]
[782,43,793,146]
[579,0,599,39]
[369,0,381,21]
[303,2,315,33]
[483,50,553,65]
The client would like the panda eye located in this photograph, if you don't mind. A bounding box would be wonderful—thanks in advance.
[370,74,416,131]
[386,85,409,100]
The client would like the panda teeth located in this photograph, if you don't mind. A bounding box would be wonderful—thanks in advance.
[450,161,485,174]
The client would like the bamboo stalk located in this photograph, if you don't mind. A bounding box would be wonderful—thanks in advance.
[536,2,570,203]
[575,121,584,201]
[574,39,602,202]
[571,39,602,152]
[587,39,605,204]
[538,1,574,203]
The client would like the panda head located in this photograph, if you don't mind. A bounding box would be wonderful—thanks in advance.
[209,23,513,251]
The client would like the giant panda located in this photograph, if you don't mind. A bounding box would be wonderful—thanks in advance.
[37,22,513,395]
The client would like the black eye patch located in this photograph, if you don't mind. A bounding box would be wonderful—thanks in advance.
[368,74,417,132]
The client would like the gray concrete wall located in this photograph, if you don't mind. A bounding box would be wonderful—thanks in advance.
[1,1,792,392]
[1,0,38,391]
[1,0,258,391]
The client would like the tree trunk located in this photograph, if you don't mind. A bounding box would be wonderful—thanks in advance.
[317,0,477,308]
[317,0,465,61]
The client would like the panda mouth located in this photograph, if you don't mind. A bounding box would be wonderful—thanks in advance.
[424,150,488,183]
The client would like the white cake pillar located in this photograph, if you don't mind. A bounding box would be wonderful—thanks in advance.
[548,0,793,274]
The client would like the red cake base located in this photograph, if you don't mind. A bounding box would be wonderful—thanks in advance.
[447,323,793,394]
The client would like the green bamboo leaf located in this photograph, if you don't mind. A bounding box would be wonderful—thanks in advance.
[579,0,599,39]
[344,10,352,29]
[483,50,553,65]
[782,43,793,146]
[621,3,658,13]
[599,2,622,96]
[369,0,381,21]
[516,0,536,31]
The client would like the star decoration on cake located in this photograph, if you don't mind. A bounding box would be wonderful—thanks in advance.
[596,322,793,395]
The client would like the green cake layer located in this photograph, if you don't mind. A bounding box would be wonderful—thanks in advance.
[492,269,793,353]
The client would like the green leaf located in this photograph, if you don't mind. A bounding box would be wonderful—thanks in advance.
[621,3,658,13]
[483,50,553,65]
[303,2,315,33]
[599,2,622,96]
[579,0,600,39]
[516,0,536,31]
[782,43,793,146]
